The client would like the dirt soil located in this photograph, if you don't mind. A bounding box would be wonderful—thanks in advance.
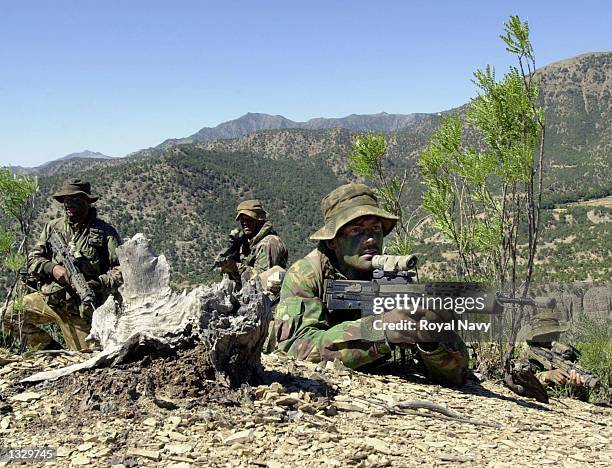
[1,349,610,467]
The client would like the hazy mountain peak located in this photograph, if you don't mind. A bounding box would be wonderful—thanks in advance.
[56,150,113,162]
[168,112,429,149]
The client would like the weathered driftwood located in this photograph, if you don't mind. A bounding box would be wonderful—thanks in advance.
[22,233,271,386]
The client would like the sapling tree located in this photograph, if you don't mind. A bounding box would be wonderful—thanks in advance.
[418,17,549,395]
[348,131,425,255]
[419,16,545,306]
[0,168,39,349]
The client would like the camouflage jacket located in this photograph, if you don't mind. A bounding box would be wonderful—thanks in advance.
[274,247,469,383]
[28,208,123,302]
[518,342,590,400]
[237,222,288,276]
[518,342,555,384]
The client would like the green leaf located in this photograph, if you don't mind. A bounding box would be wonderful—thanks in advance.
[0,226,14,254]
[0,168,39,220]
[347,132,387,179]
[499,15,534,61]
[385,234,413,256]
[4,252,26,272]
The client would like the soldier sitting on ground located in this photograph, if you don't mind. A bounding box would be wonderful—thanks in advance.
[273,183,468,385]
[2,179,122,351]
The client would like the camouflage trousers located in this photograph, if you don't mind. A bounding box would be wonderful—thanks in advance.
[1,292,93,351]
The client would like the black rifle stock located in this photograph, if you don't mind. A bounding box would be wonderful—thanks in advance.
[210,228,245,271]
[48,230,97,312]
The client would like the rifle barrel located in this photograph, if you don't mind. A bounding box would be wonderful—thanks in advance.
[497,296,556,309]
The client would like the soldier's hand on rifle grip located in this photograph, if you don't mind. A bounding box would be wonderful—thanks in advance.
[382,307,455,345]
[540,368,570,385]
[381,308,417,345]
[220,258,238,274]
[569,369,585,386]
[87,278,103,293]
[52,265,71,285]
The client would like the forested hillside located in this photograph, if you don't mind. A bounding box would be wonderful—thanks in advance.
[25,147,342,287]
[2,52,610,290]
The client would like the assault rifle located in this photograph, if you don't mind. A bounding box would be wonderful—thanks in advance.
[324,255,556,315]
[210,228,245,271]
[527,342,605,390]
[48,230,97,312]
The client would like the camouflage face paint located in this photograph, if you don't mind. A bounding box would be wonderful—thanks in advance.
[332,216,383,279]
[63,195,89,223]
[238,214,263,239]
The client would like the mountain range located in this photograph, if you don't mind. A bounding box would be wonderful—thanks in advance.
[1,52,610,291]
[15,51,612,173]
[11,150,114,175]
[13,113,431,172]
[54,150,113,162]
[152,112,430,151]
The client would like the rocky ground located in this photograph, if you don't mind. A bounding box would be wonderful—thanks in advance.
[0,349,610,467]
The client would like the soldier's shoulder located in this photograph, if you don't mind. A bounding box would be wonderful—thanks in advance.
[286,249,325,278]
[279,250,323,298]
[91,217,120,238]
[259,233,286,248]
[46,217,65,230]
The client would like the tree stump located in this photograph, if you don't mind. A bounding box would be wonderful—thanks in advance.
[22,233,271,387]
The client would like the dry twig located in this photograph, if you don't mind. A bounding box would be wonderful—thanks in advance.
[353,396,502,428]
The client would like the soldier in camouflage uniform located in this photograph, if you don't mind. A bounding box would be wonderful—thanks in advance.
[2,179,122,351]
[274,183,469,385]
[517,311,586,393]
[221,199,288,285]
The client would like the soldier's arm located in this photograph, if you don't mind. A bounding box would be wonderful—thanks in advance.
[28,223,56,278]
[251,237,288,274]
[517,344,556,386]
[99,226,123,289]
[414,342,469,385]
[236,250,263,276]
[274,261,390,369]
[236,236,287,277]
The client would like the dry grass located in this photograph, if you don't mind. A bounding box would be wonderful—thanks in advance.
[568,195,612,208]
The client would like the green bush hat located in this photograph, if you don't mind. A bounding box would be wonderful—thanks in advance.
[235,199,268,221]
[310,183,399,241]
[52,179,98,203]
[519,310,569,342]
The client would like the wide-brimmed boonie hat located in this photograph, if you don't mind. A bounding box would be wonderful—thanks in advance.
[310,183,398,240]
[235,199,267,221]
[52,179,98,203]
[519,310,569,342]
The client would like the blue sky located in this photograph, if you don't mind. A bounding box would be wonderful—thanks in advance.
[1,1,610,167]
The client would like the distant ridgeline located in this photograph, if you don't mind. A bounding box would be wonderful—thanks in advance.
[1,52,610,293]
